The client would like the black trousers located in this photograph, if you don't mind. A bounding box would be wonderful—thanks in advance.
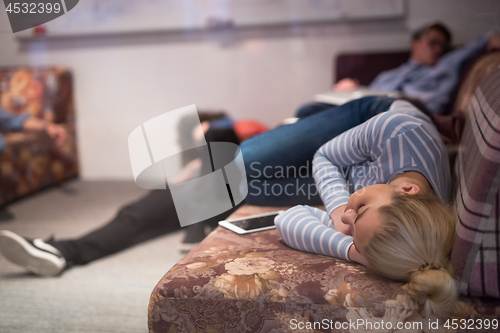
[50,125,241,266]
[50,189,239,266]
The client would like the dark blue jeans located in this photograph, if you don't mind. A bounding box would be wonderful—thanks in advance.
[295,102,332,118]
[240,96,397,206]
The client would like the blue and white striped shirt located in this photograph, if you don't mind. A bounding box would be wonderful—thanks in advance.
[275,100,451,261]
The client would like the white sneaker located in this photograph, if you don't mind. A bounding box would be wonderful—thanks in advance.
[0,230,66,276]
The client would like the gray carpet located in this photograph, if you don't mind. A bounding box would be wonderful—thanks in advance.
[0,181,186,333]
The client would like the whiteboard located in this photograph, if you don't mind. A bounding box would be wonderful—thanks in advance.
[17,0,405,37]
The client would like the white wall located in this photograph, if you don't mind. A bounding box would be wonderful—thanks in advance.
[0,0,498,180]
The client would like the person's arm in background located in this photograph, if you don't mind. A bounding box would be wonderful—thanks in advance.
[436,31,499,71]
[22,117,67,146]
[487,33,500,51]
[333,78,359,91]
[419,31,500,115]
[0,108,66,146]
[333,31,500,93]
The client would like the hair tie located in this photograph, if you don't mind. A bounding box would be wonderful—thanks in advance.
[419,263,442,272]
[429,263,442,270]
[419,263,429,271]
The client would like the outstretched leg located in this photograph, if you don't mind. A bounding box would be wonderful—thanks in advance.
[240,96,397,205]
[48,189,179,267]
[1,120,244,272]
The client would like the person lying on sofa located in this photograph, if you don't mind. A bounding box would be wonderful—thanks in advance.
[300,22,500,117]
[1,97,401,275]
[273,97,456,317]
[0,112,268,276]
[0,106,67,155]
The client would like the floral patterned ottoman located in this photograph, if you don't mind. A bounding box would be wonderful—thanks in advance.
[148,206,500,333]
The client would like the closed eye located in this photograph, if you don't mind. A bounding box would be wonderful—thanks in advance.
[354,206,368,224]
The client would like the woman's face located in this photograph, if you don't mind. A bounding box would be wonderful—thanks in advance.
[341,184,397,253]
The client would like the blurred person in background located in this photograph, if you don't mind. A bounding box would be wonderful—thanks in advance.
[300,22,500,117]
[0,107,66,155]
[0,111,268,277]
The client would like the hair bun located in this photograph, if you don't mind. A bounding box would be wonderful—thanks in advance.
[408,266,457,317]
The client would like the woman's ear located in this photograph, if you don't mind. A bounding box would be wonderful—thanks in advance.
[395,182,421,195]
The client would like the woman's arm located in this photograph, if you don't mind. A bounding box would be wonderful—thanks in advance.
[275,205,354,261]
[313,118,378,215]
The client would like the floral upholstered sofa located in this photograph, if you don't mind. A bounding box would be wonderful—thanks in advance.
[0,67,79,206]
[149,54,500,332]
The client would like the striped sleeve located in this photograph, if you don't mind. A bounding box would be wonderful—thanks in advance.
[313,117,380,214]
[274,205,353,261]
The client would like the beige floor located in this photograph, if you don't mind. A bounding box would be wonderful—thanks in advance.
[0,180,186,333]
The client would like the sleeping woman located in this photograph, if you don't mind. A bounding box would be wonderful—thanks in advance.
[273,99,457,317]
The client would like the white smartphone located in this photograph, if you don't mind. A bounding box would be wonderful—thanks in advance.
[218,211,285,235]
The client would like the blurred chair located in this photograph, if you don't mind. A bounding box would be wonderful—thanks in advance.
[0,67,79,206]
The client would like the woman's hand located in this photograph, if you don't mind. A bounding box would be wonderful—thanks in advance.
[329,204,352,235]
[332,205,368,266]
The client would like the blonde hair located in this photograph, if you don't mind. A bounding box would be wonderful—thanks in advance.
[362,192,457,317]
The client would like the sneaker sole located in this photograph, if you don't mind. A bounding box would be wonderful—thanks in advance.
[0,231,64,276]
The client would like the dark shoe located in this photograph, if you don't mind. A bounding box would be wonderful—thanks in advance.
[179,223,213,254]
[0,230,66,276]
[0,208,14,222]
